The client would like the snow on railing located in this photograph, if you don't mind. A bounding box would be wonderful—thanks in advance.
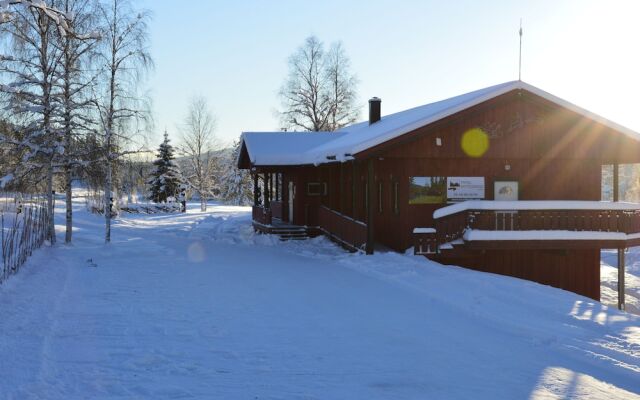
[429,200,640,248]
[433,200,640,219]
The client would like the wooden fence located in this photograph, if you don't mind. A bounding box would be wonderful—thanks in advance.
[1,195,50,283]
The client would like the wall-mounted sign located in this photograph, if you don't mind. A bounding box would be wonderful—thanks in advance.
[409,177,446,204]
[494,181,519,201]
[447,177,485,202]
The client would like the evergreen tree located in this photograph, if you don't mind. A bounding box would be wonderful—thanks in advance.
[148,132,183,203]
[219,140,253,205]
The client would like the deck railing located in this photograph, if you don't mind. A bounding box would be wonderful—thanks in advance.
[318,205,367,251]
[431,201,640,248]
[271,201,283,220]
[252,205,272,226]
[469,209,640,233]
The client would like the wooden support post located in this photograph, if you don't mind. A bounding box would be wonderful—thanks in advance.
[253,173,259,206]
[339,163,345,213]
[275,173,279,201]
[618,247,625,311]
[352,161,357,218]
[366,159,375,255]
[264,173,270,208]
[613,163,619,202]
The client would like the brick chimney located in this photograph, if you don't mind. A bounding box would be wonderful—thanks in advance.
[369,97,381,124]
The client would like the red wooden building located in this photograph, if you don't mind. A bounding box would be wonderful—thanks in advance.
[238,81,640,306]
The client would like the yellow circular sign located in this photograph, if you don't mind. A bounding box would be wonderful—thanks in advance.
[461,128,489,158]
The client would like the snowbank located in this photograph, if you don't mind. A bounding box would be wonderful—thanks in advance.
[0,197,638,399]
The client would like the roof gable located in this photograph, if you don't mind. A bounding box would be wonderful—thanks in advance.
[239,81,640,168]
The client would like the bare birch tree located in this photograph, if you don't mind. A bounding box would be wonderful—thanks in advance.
[178,96,218,212]
[55,0,99,243]
[0,2,64,244]
[94,0,151,243]
[325,42,359,131]
[279,35,360,132]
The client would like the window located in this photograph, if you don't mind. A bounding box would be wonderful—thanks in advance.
[409,177,446,204]
[393,181,399,214]
[307,182,327,196]
[378,182,383,213]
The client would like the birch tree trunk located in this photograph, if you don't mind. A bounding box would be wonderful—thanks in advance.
[39,12,56,245]
[47,161,55,244]
[65,167,72,243]
[104,159,112,243]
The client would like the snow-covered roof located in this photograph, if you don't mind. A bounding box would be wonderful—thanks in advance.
[240,132,344,166]
[241,81,640,167]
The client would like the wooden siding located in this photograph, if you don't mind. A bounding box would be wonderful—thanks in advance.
[432,249,601,300]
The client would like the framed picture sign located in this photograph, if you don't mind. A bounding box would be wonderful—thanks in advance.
[494,181,519,201]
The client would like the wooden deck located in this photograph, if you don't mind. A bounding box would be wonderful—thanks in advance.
[428,205,640,251]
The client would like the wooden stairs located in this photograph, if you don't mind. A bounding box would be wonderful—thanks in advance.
[253,218,312,241]
[273,226,310,241]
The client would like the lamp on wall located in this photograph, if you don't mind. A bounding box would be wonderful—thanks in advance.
[436,137,442,146]
[504,162,511,171]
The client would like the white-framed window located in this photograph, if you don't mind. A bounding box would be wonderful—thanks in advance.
[306,182,327,196]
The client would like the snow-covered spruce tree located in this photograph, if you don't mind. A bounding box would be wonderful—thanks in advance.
[219,139,252,205]
[148,132,182,203]
[94,0,152,243]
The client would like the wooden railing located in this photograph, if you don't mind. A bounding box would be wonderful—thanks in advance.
[435,211,468,245]
[252,205,272,226]
[433,204,640,249]
[318,205,367,251]
[414,229,438,255]
[468,210,640,233]
[271,201,283,220]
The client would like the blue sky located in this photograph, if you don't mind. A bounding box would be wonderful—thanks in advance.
[140,0,640,147]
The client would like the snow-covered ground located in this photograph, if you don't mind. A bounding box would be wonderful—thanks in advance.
[602,249,640,315]
[0,197,639,399]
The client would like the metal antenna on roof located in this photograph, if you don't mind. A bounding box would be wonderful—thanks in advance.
[518,19,523,81]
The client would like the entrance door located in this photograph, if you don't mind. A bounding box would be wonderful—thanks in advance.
[288,182,295,222]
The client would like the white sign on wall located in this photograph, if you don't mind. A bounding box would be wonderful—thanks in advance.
[446,177,485,202]
[494,181,519,201]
